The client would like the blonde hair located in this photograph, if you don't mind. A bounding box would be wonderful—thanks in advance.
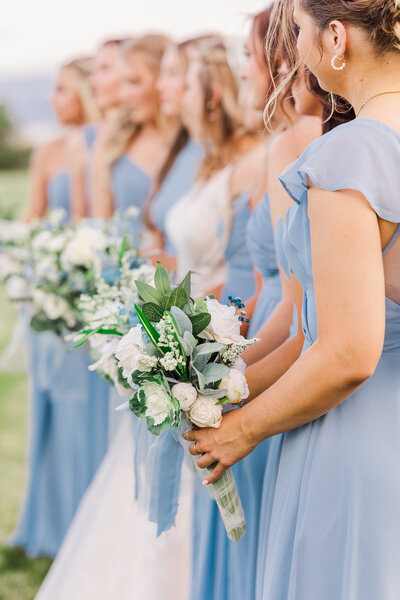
[103,34,172,168]
[63,57,101,123]
[194,42,244,180]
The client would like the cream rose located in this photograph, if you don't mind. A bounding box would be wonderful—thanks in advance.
[60,227,107,271]
[198,298,245,345]
[115,325,145,378]
[41,293,70,321]
[171,382,198,411]
[5,275,30,299]
[189,395,222,429]
[143,381,173,426]
[219,368,249,404]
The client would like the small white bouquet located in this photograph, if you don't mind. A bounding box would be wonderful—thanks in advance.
[119,263,259,541]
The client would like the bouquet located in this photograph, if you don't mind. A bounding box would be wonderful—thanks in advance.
[0,217,34,301]
[118,262,259,541]
[73,255,155,395]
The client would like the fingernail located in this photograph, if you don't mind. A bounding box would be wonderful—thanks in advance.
[202,479,209,486]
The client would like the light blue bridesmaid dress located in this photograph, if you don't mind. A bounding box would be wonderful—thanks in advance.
[219,192,256,304]
[260,119,400,600]
[150,139,203,256]
[191,191,282,600]
[12,166,110,558]
[111,154,152,244]
[247,192,282,337]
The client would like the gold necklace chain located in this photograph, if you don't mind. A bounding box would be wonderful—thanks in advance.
[356,90,400,118]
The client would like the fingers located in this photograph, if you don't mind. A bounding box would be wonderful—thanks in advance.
[188,441,202,456]
[183,429,200,443]
[202,462,227,485]
[196,453,215,469]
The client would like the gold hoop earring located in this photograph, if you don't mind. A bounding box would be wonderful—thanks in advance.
[331,54,346,71]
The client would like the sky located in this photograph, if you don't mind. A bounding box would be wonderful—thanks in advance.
[1,0,270,77]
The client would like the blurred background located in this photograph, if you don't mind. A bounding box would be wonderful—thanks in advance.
[0,1,267,598]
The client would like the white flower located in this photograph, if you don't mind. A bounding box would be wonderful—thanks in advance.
[0,254,21,279]
[171,382,198,411]
[115,325,145,378]
[198,298,245,345]
[89,337,130,396]
[40,293,70,321]
[47,233,68,253]
[35,256,59,282]
[219,368,249,404]
[159,352,178,371]
[5,275,30,299]
[61,227,107,271]
[189,395,222,429]
[143,381,172,426]
[32,230,53,252]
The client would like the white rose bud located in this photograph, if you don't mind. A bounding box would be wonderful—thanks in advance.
[171,382,198,411]
[219,368,249,404]
[115,325,145,378]
[189,395,222,429]
[198,298,245,345]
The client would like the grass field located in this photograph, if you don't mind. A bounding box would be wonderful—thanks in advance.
[0,170,52,600]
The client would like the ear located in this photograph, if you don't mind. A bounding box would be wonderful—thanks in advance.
[327,20,347,57]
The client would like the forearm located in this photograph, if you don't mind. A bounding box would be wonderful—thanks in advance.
[243,340,368,445]
[243,297,293,364]
[246,332,304,399]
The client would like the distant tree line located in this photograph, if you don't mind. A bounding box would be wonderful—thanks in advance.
[0,104,31,169]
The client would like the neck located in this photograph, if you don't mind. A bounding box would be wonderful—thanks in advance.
[338,53,400,116]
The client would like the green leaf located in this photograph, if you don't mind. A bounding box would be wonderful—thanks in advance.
[134,304,161,349]
[170,306,192,336]
[201,363,230,385]
[190,362,206,390]
[189,312,211,337]
[154,261,171,295]
[146,416,173,436]
[118,235,128,266]
[129,390,147,418]
[199,388,228,399]
[180,331,197,356]
[166,286,188,310]
[216,396,230,406]
[179,270,191,298]
[135,280,163,305]
[192,341,227,371]
[142,302,164,322]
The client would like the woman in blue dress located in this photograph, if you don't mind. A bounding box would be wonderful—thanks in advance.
[12,57,110,558]
[186,2,400,598]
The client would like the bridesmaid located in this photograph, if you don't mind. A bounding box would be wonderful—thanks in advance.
[164,40,269,600]
[11,57,111,558]
[186,1,400,599]
[145,39,204,270]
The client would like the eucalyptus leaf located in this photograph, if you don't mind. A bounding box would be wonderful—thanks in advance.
[190,362,206,390]
[154,261,171,295]
[142,302,164,322]
[198,387,228,399]
[179,270,191,298]
[201,362,230,385]
[190,312,211,336]
[166,286,188,310]
[192,341,226,371]
[180,331,197,356]
[135,280,163,305]
[170,306,193,335]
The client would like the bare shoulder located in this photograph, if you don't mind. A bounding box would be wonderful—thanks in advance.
[30,137,65,177]
[230,138,268,197]
[269,117,322,175]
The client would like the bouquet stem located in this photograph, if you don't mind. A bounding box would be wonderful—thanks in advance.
[208,464,246,542]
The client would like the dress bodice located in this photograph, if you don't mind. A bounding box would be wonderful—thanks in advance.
[278,119,400,353]
[46,172,71,218]
[165,165,233,298]
[246,192,279,278]
[150,140,203,256]
[111,155,152,238]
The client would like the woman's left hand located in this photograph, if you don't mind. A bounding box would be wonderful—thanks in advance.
[183,408,257,485]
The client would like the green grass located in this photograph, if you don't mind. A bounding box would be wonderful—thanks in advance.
[0,171,52,600]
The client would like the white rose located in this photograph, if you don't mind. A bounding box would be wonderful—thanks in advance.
[171,382,198,411]
[32,230,53,252]
[47,233,68,253]
[41,294,70,321]
[61,227,107,271]
[0,254,21,279]
[143,381,173,426]
[5,275,30,299]
[219,368,249,404]
[115,325,145,378]
[189,395,222,429]
[198,298,245,345]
